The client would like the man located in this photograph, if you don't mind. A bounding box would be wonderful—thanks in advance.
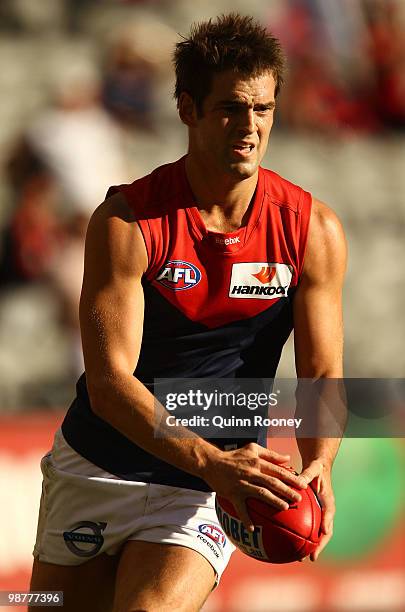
[30,14,346,612]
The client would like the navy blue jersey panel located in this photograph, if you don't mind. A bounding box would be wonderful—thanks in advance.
[136,283,292,381]
[236,288,295,378]
[137,282,241,379]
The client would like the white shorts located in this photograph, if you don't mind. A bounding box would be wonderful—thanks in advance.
[33,429,234,583]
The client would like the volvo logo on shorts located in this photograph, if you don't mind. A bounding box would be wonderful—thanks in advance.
[63,521,107,557]
[156,260,201,290]
[198,524,226,547]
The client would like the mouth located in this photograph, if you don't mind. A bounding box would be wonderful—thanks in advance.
[231,143,255,158]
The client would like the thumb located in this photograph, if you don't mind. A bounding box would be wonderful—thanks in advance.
[300,460,324,485]
[321,511,333,535]
[234,499,255,533]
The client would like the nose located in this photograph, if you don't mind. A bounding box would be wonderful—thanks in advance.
[238,107,256,135]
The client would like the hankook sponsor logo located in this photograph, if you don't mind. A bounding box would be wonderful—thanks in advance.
[229,262,293,300]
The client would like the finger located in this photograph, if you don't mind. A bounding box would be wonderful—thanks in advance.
[321,510,334,535]
[258,447,291,465]
[310,531,332,561]
[260,462,308,489]
[311,529,333,561]
[233,499,255,533]
[246,485,290,512]
[252,474,303,504]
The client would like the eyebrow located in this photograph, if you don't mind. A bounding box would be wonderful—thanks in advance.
[255,102,276,111]
[215,99,276,111]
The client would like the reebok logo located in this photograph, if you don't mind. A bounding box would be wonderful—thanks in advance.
[215,236,240,246]
[197,534,220,558]
[229,263,293,300]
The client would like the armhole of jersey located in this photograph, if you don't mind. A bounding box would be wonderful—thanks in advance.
[297,189,313,279]
[136,219,154,277]
[105,184,154,277]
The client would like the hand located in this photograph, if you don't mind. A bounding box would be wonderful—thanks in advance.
[202,442,308,532]
[300,459,335,561]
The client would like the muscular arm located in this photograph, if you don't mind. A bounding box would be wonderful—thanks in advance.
[80,193,306,530]
[293,197,347,559]
[80,193,212,477]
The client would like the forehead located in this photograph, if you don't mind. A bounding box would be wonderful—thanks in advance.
[206,69,276,104]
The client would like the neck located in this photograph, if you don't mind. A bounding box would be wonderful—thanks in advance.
[184,153,259,231]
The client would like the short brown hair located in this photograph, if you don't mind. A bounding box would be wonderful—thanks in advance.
[174,13,285,114]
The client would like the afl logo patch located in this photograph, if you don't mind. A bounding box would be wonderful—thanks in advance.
[198,524,226,547]
[156,260,201,291]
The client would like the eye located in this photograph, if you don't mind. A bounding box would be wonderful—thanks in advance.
[221,105,239,113]
[255,106,274,115]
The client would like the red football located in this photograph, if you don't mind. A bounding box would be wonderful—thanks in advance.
[215,484,322,563]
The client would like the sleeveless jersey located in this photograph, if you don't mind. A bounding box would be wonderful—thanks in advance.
[62,156,312,491]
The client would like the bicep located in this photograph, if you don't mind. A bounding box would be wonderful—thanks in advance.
[293,199,347,378]
[79,194,147,391]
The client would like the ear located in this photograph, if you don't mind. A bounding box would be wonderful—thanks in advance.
[178,92,198,127]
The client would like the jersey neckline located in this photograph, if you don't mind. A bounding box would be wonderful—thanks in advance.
[177,155,265,255]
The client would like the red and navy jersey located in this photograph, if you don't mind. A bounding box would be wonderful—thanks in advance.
[62,156,312,491]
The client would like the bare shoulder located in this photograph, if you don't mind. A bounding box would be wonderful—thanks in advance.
[85,192,148,277]
[309,198,345,244]
[90,192,136,224]
[302,198,347,283]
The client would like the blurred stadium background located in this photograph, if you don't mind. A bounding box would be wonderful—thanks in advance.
[0,1,404,610]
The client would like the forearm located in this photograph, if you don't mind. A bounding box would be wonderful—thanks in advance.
[295,377,347,470]
[297,437,341,470]
[88,372,220,481]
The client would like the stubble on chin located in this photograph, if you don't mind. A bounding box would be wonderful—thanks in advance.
[226,158,259,180]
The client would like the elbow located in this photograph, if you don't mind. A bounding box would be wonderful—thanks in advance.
[86,376,111,417]
[85,367,134,418]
